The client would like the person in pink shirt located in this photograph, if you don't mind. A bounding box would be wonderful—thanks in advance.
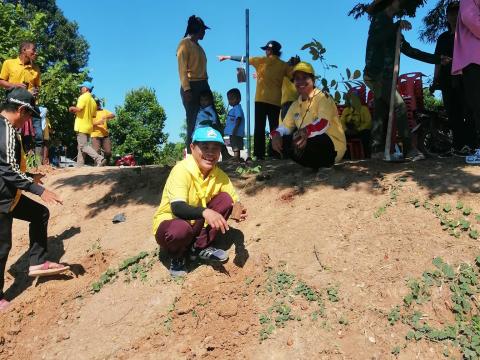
[452,0,480,163]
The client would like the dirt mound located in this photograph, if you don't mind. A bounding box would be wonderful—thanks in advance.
[1,158,480,359]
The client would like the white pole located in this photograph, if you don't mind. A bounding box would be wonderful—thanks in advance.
[245,9,251,159]
[384,28,402,161]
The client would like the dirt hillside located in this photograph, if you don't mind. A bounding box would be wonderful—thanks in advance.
[1,157,480,359]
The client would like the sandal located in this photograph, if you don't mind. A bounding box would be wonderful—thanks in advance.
[28,261,70,277]
[0,299,10,311]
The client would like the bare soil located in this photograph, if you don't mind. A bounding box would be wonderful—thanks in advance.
[1,157,479,359]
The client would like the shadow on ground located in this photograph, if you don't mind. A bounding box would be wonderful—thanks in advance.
[4,226,84,301]
[222,156,480,198]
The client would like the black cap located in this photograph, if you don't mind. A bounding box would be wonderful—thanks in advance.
[261,40,281,52]
[6,88,40,116]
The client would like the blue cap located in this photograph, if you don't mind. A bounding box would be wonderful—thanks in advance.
[192,126,224,145]
[79,81,94,90]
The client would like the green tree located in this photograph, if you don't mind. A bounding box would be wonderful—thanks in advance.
[157,142,184,166]
[423,88,443,111]
[0,1,90,156]
[5,0,89,71]
[213,90,227,126]
[109,87,168,165]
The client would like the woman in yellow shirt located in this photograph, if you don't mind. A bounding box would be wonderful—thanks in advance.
[177,15,211,152]
[271,62,346,169]
[219,41,294,159]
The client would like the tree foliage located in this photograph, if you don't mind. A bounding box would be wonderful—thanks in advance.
[213,90,227,126]
[349,0,450,43]
[109,87,168,165]
[4,0,89,71]
[0,1,90,156]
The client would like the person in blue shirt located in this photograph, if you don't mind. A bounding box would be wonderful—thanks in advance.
[224,88,245,162]
[194,90,218,129]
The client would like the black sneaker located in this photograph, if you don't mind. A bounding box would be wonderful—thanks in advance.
[169,257,187,277]
[190,246,228,263]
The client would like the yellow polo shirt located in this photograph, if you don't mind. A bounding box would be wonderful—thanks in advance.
[0,57,41,92]
[249,56,291,106]
[282,88,346,162]
[281,77,298,105]
[74,92,97,134]
[177,37,208,91]
[152,156,239,234]
[91,109,113,138]
[340,105,372,132]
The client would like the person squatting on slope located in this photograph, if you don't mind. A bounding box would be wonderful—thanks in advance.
[270,62,347,169]
[152,126,247,277]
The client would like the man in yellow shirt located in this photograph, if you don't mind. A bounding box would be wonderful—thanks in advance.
[68,82,105,167]
[0,42,41,94]
[91,98,115,165]
[153,126,247,276]
[271,62,346,169]
[177,15,211,151]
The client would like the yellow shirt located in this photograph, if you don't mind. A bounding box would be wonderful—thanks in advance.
[177,37,208,91]
[0,57,41,92]
[249,56,291,106]
[152,156,239,234]
[281,77,298,105]
[10,134,27,212]
[282,88,346,162]
[74,92,97,134]
[91,109,113,138]
[340,105,372,132]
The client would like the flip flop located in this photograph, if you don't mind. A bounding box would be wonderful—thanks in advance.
[28,261,70,277]
[0,299,10,311]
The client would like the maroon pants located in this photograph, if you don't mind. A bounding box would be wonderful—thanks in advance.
[155,192,233,257]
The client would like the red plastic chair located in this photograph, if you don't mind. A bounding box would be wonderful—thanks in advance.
[347,138,365,160]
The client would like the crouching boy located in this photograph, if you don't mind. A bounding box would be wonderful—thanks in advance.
[152,126,247,276]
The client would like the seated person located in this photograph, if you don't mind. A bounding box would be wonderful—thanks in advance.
[340,91,372,158]
[271,62,346,169]
[152,126,247,276]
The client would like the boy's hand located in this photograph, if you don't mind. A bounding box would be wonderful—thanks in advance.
[202,208,229,234]
[271,134,283,154]
[41,189,63,205]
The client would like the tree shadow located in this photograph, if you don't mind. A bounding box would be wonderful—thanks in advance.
[221,156,480,198]
[52,166,171,219]
[4,226,83,301]
[157,226,248,275]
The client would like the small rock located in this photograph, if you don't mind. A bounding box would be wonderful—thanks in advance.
[63,334,70,340]
[287,338,293,346]
[217,304,238,318]
[180,346,190,354]
[368,336,376,344]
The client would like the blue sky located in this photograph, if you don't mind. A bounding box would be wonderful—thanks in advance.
[57,0,442,143]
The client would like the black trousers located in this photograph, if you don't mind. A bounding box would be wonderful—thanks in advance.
[254,102,280,159]
[441,76,476,150]
[0,195,49,299]
[180,80,211,152]
[462,64,480,146]
[283,133,336,169]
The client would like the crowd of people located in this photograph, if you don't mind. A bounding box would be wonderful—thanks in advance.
[0,0,479,307]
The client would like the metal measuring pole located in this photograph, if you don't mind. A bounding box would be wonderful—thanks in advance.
[245,9,251,159]
[384,28,402,161]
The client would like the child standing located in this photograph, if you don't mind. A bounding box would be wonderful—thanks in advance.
[224,88,245,161]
